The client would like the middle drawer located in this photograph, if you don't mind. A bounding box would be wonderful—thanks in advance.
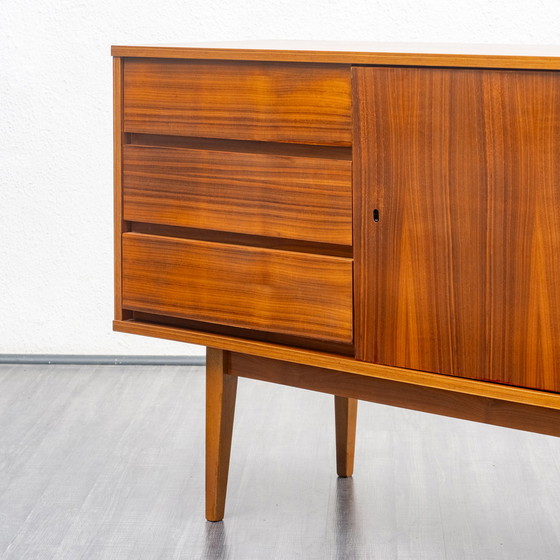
[122,144,352,246]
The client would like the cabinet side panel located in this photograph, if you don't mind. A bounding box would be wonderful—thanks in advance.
[113,57,126,320]
[356,67,560,393]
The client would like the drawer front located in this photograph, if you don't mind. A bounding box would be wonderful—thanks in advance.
[122,233,353,343]
[123,59,352,146]
[123,144,352,245]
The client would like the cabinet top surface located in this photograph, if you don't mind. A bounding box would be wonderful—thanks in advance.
[112,40,560,69]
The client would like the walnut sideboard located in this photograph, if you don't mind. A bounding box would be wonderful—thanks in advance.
[112,41,560,521]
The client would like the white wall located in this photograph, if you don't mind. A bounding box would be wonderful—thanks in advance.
[2,1,559,356]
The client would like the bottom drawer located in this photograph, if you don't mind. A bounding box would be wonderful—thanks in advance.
[122,233,353,344]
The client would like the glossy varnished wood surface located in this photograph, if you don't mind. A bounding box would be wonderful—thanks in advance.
[121,233,353,343]
[352,68,376,363]
[122,143,352,245]
[128,224,353,259]
[334,396,357,477]
[354,67,560,392]
[206,348,237,522]
[228,353,560,438]
[112,40,560,69]
[112,319,560,413]
[123,58,352,145]
[113,57,127,321]
[130,310,354,356]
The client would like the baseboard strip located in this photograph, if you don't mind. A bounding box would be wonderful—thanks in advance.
[0,355,206,365]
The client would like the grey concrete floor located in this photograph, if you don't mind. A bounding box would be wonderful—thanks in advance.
[0,364,559,559]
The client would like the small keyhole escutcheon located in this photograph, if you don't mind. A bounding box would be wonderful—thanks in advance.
[373,209,380,222]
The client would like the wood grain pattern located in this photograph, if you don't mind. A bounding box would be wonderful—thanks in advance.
[126,133,352,160]
[113,57,127,321]
[112,41,560,70]
[122,144,352,245]
[206,348,237,522]
[129,223,353,258]
[334,396,357,477]
[228,353,560,438]
[112,319,560,413]
[123,58,352,145]
[121,233,353,343]
[354,67,560,392]
[352,68,376,363]
[131,311,354,355]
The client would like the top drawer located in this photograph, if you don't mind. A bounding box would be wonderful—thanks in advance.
[123,59,352,146]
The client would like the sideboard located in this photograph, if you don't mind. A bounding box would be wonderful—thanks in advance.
[112,41,560,521]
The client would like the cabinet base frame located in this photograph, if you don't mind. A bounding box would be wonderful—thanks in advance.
[114,319,560,414]
[203,346,560,520]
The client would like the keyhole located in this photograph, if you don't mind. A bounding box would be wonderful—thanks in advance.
[373,209,380,222]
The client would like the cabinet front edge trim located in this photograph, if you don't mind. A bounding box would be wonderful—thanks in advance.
[113,319,560,411]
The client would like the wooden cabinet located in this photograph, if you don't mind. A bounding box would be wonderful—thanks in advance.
[112,42,560,521]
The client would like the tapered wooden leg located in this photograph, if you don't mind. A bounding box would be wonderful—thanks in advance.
[334,396,358,477]
[206,347,238,522]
